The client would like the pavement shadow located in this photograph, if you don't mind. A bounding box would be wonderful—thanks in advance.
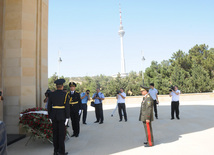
[69,105,214,155]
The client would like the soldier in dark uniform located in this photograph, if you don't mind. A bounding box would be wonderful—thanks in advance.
[139,86,154,147]
[48,79,70,155]
[68,82,82,137]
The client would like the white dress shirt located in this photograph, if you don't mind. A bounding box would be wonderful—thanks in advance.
[117,92,126,103]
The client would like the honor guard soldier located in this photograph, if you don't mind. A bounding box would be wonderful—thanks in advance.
[68,82,82,137]
[48,79,70,155]
[139,86,154,147]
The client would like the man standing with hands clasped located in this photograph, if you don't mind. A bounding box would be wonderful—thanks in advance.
[149,83,159,119]
[139,86,154,147]
[116,88,127,122]
[68,82,82,137]
[48,79,70,155]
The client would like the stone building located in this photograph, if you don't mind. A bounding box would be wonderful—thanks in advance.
[0,0,48,134]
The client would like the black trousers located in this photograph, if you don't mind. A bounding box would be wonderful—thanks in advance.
[95,103,104,122]
[70,105,80,136]
[118,103,127,121]
[153,100,158,118]
[171,101,179,118]
[52,120,66,154]
[81,104,87,123]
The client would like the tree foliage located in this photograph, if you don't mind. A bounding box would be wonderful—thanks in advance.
[48,44,214,96]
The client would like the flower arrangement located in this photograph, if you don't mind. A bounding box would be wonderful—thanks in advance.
[19,107,53,143]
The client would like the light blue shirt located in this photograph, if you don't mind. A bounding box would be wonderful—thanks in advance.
[92,92,105,104]
[81,92,90,104]
[149,88,158,100]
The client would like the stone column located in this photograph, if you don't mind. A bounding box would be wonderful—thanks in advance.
[1,0,48,134]
[0,0,3,121]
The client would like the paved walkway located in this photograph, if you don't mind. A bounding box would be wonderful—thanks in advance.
[8,100,214,155]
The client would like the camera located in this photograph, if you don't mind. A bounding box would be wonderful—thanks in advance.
[86,90,90,95]
[117,91,121,94]
[45,89,51,97]
[96,93,99,97]
[169,85,175,92]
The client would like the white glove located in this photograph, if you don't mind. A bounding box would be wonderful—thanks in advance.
[79,110,82,115]
[65,118,69,126]
[49,119,52,124]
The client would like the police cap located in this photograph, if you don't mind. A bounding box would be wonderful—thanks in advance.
[54,79,65,85]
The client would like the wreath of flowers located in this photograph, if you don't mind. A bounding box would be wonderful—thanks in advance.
[19,107,53,142]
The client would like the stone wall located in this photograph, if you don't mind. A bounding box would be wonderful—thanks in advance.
[0,0,48,134]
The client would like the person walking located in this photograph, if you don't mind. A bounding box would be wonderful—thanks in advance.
[149,83,159,119]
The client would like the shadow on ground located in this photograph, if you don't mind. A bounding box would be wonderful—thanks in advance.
[7,104,214,155]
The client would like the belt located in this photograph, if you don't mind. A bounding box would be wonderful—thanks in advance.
[70,101,78,105]
[52,106,65,109]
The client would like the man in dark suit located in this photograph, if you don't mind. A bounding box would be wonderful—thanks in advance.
[48,79,70,155]
[68,82,82,137]
[139,86,154,147]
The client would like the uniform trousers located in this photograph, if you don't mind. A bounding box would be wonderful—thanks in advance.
[95,103,104,122]
[52,120,66,154]
[70,104,80,136]
[143,121,154,146]
[171,101,179,119]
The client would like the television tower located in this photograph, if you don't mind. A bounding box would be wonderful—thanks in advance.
[118,4,127,77]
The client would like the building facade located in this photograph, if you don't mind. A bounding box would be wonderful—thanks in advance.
[0,0,48,134]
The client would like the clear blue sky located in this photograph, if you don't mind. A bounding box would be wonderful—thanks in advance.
[48,0,214,77]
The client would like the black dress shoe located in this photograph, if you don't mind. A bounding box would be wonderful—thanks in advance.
[71,134,75,137]
[119,120,122,122]
[176,117,180,120]
[144,142,148,145]
[125,120,127,122]
[144,144,153,147]
[58,152,68,155]
[156,117,158,119]
[99,122,103,124]
[83,122,87,125]
[94,121,99,123]
[75,135,79,137]
[171,118,174,120]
